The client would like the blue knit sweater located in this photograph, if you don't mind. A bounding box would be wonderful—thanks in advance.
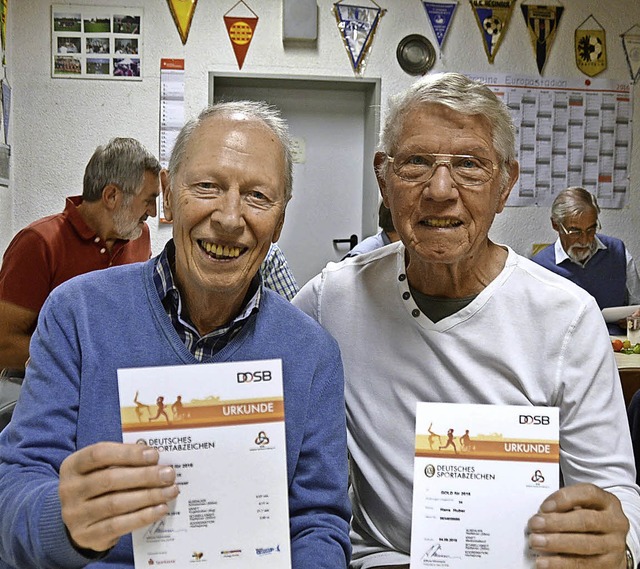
[0,259,351,568]
[531,234,628,310]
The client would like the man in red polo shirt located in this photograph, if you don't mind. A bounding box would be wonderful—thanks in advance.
[0,137,161,373]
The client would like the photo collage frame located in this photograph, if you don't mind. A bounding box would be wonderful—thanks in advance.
[51,5,143,80]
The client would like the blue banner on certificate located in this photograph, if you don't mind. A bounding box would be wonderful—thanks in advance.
[118,359,291,568]
[411,402,559,568]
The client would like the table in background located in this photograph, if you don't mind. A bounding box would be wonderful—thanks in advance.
[612,336,640,407]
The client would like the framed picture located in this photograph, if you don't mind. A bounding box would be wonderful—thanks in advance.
[51,5,143,80]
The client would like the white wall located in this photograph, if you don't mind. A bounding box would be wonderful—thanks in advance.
[2,0,640,273]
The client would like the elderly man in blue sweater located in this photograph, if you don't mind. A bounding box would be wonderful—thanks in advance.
[532,186,640,332]
[0,102,351,568]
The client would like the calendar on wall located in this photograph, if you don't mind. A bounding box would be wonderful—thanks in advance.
[158,58,185,223]
[468,73,633,208]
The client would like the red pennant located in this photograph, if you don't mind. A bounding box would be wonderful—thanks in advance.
[224,15,258,70]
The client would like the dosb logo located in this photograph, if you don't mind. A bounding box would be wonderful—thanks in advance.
[237,371,272,383]
[519,415,550,425]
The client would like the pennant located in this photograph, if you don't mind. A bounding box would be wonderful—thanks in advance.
[470,0,515,64]
[521,3,563,74]
[575,15,606,77]
[333,1,385,74]
[167,0,198,45]
[422,1,457,51]
[621,24,640,83]
[224,1,258,70]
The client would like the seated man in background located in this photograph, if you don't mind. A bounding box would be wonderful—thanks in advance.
[0,137,161,374]
[0,100,350,569]
[343,201,399,258]
[294,72,640,569]
[531,186,640,333]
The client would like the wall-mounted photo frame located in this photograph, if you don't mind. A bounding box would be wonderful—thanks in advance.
[51,5,143,80]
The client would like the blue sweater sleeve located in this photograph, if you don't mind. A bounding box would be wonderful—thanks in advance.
[0,294,97,569]
[287,343,351,567]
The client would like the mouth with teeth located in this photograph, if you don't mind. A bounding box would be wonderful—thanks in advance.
[422,218,463,228]
[199,239,246,260]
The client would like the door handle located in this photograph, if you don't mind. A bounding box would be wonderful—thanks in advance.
[333,234,358,249]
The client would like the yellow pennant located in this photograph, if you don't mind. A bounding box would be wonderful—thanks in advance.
[167,0,198,45]
[575,15,606,77]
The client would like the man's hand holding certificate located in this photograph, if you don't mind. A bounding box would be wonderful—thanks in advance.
[410,403,560,568]
[118,359,291,568]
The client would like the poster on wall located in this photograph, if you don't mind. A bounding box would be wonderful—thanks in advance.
[51,5,143,80]
[467,72,632,208]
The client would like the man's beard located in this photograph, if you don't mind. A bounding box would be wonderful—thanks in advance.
[567,240,597,264]
[113,204,143,241]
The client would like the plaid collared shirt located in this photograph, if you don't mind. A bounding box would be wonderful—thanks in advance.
[261,243,299,300]
[153,241,261,361]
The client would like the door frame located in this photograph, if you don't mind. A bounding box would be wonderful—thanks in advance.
[208,72,382,240]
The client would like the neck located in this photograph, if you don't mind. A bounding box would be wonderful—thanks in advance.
[406,240,508,298]
[177,279,253,336]
[77,200,118,251]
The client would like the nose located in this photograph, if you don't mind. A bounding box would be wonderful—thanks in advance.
[147,200,157,218]
[423,162,457,201]
[211,190,245,233]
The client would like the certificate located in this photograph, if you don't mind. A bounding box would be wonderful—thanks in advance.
[410,403,559,568]
[118,359,291,568]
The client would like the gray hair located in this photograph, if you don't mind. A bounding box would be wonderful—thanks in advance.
[551,186,600,223]
[168,100,293,203]
[378,72,516,186]
[82,137,161,203]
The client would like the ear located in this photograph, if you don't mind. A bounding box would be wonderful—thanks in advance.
[551,218,560,232]
[272,208,286,243]
[101,184,121,211]
[496,161,519,213]
[160,169,173,222]
[373,152,389,207]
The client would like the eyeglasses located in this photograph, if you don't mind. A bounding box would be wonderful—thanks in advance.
[386,153,499,187]
[558,220,601,238]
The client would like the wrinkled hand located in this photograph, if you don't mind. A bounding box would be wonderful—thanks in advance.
[527,483,629,568]
[59,442,179,554]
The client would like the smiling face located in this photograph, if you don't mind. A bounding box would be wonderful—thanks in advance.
[163,114,286,322]
[376,104,518,289]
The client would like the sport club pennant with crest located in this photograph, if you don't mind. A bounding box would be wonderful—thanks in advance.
[575,15,606,77]
[521,2,563,74]
[621,24,640,83]
[422,1,457,52]
[167,0,198,45]
[470,0,515,64]
[333,1,385,75]
[224,1,258,70]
